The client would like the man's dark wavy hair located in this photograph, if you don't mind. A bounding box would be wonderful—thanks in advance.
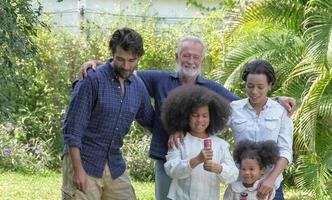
[161,85,230,135]
[233,139,280,169]
[109,27,145,57]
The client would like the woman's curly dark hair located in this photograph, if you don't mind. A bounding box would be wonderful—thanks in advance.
[233,140,279,169]
[161,85,230,135]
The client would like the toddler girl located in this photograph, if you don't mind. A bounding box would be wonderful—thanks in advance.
[223,140,279,200]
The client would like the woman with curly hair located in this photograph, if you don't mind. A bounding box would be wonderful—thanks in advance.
[223,140,280,200]
[161,85,238,200]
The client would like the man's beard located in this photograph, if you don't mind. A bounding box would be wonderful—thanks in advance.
[113,64,134,80]
[177,64,201,79]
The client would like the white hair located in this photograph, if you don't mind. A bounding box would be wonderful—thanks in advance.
[175,36,206,57]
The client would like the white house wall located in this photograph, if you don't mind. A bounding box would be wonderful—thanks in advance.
[39,0,219,32]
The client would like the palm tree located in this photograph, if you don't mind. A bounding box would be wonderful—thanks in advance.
[215,0,332,197]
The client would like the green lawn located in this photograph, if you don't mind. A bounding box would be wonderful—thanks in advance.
[0,170,154,200]
[0,170,312,200]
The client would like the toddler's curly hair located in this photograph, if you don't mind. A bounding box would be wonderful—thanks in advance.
[233,140,280,169]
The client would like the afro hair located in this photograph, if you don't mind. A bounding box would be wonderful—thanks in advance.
[161,85,230,135]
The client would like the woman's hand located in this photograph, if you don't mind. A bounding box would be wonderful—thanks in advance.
[257,177,275,200]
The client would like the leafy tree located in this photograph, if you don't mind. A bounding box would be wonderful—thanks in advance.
[0,0,43,117]
[216,0,332,197]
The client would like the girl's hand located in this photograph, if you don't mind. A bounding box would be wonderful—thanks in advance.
[200,148,213,162]
[190,148,213,168]
[257,177,275,199]
[196,148,213,163]
[203,162,222,174]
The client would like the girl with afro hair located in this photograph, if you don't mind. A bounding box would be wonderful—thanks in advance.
[162,85,238,200]
[223,140,280,200]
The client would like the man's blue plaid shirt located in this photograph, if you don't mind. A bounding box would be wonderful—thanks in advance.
[62,60,154,179]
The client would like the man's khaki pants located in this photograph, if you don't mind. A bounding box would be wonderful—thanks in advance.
[61,155,136,200]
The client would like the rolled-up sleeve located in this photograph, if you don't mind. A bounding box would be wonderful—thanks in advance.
[217,142,239,184]
[135,83,154,132]
[164,147,193,179]
[277,110,293,164]
[62,77,95,149]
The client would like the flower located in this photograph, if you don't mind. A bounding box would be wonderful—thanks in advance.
[6,122,14,133]
[34,144,42,155]
[142,135,148,142]
[126,156,133,162]
[4,145,11,158]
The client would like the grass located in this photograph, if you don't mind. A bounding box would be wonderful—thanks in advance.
[0,170,316,200]
[0,170,155,200]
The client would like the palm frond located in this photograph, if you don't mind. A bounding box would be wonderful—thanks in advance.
[304,0,332,63]
[318,96,332,119]
[223,0,306,39]
[285,57,323,83]
[222,31,303,91]
[294,152,332,197]
[292,70,332,151]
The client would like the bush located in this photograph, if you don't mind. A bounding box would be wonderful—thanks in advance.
[0,122,58,172]
[0,10,230,180]
[122,122,155,181]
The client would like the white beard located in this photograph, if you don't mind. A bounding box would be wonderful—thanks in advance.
[177,64,201,79]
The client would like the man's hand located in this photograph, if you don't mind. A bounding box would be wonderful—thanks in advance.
[257,177,275,200]
[69,146,88,193]
[78,60,103,80]
[276,96,297,117]
[168,131,184,149]
[73,166,88,193]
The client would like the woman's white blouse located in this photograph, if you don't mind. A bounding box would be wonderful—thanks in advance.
[164,133,238,200]
[229,98,293,188]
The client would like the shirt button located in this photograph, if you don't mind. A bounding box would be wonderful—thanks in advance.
[115,128,118,130]
[118,86,120,89]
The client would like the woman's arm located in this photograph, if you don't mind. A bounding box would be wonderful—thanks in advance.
[258,109,293,199]
[257,157,288,199]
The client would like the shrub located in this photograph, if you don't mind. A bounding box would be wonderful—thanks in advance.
[0,9,230,178]
[122,122,155,181]
[0,122,58,172]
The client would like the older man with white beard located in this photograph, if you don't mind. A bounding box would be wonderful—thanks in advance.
[79,36,296,200]
[137,37,240,200]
